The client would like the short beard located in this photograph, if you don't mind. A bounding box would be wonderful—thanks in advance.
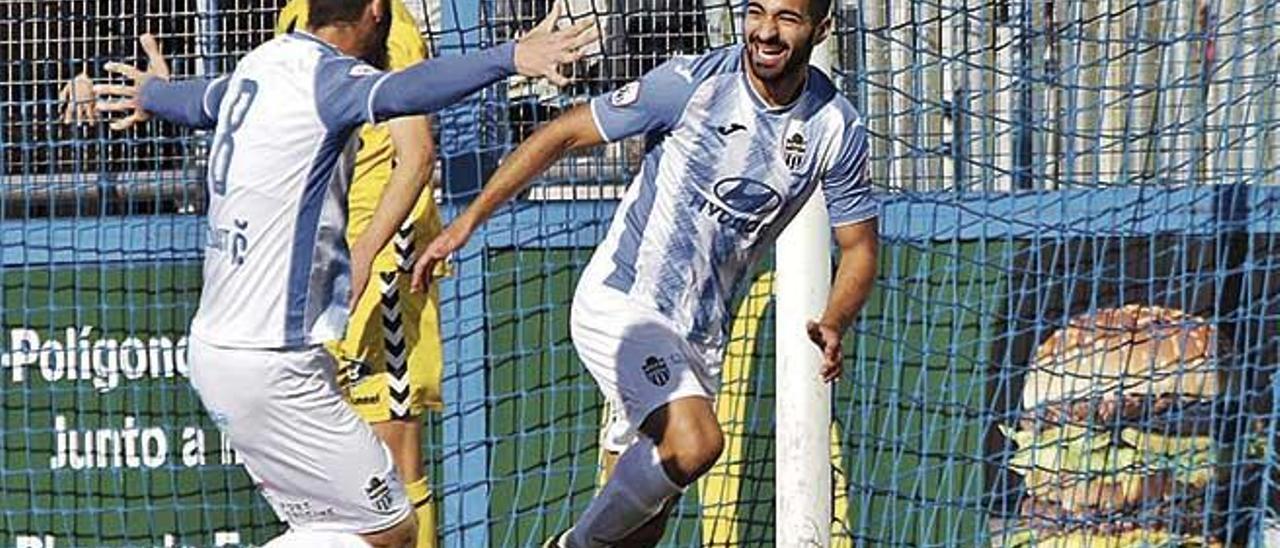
[777,39,814,80]
[748,32,817,83]
[361,4,392,69]
[362,43,389,70]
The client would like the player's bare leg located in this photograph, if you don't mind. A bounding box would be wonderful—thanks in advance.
[600,449,618,479]
[566,397,723,546]
[373,418,436,548]
[641,397,723,484]
[631,398,720,542]
[372,418,425,493]
[360,512,418,548]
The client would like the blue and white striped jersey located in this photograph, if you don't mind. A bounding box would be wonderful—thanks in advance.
[154,32,516,349]
[188,33,376,349]
[580,45,877,348]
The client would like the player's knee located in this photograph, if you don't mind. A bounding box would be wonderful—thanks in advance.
[659,421,723,485]
[642,399,723,485]
[360,512,417,548]
[685,427,725,478]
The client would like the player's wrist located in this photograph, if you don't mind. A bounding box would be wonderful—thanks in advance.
[815,316,845,334]
[491,41,519,76]
[454,209,484,236]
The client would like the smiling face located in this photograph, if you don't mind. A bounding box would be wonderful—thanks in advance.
[744,0,830,83]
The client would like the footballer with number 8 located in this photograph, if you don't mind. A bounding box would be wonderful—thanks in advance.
[89,0,595,545]
[409,0,878,545]
[274,2,449,547]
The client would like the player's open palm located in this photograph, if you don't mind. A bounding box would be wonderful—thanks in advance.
[807,320,843,382]
[513,1,599,87]
[411,222,472,293]
[94,34,171,130]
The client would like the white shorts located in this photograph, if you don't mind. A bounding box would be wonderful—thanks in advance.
[571,288,722,454]
[188,336,411,534]
[262,530,369,548]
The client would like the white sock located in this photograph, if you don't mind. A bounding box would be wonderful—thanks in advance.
[568,436,684,547]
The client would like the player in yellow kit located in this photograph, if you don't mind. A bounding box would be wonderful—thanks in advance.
[277,2,445,547]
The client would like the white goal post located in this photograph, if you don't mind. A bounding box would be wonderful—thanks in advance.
[775,5,840,545]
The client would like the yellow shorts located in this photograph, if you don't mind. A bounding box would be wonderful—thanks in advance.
[328,269,444,423]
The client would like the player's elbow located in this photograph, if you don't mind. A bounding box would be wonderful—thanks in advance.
[844,239,878,284]
[847,234,877,265]
[394,151,433,188]
[550,104,604,151]
[835,218,878,256]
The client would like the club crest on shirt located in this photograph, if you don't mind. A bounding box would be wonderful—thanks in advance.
[364,475,396,514]
[642,355,670,386]
[783,120,807,171]
[349,63,379,77]
[610,81,640,107]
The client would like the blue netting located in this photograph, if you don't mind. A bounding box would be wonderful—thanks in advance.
[2,0,1278,546]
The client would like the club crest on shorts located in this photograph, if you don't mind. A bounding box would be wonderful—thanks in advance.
[642,356,670,386]
[783,121,807,171]
[364,476,394,514]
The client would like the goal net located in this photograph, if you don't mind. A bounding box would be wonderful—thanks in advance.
[2,0,1279,546]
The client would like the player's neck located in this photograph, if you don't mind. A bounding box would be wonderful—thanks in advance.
[746,66,808,108]
[309,25,365,59]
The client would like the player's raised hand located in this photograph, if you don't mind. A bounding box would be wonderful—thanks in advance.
[806,320,843,382]
[94,34,172,131]
[512,1,599,87]
[59,71,98,125]
[410,221,473,293]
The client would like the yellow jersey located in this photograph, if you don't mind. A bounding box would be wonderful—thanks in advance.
[275,0,442,272]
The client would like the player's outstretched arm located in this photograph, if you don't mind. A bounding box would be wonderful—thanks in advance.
[807,218,878,382]
[511,1,597,87]
[92,34,229,131]
[126,76,229,130]
[409,104,605,292]
[368,4,597,122]
[61,34,171,126]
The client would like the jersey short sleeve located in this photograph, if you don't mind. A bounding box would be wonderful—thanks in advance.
[822,121,878,226]
[313,55,387,131]
[589,56,701,142]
